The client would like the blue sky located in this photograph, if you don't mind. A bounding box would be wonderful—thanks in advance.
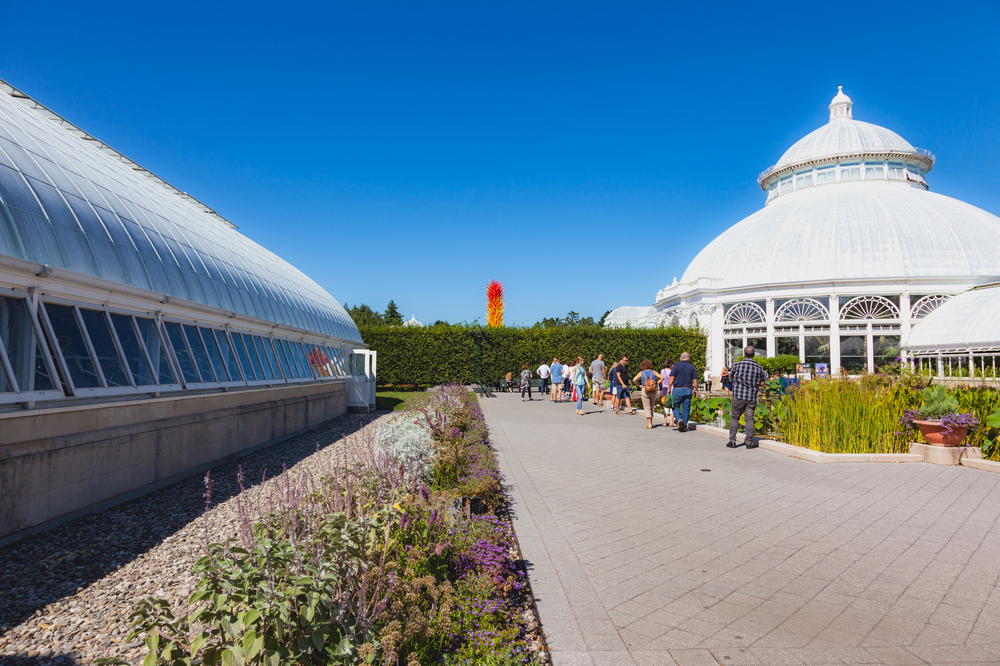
[3,1,999,325]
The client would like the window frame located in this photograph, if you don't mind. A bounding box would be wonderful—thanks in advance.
[0,290,65,404]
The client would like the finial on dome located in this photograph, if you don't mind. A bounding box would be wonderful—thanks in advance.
[829,84,852,121]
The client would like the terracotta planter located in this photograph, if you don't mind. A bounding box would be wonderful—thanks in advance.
[914,420,969,447]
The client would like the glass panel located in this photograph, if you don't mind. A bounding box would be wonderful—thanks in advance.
[135,317,177,385]
[183,324,216,382]
[874,335,901,371]
[199,327,230,382]
[804,336,830,369]
[164,321,200,383]
[45,303,101,388]
[776,336,799,360]
[250,336,275,379]
[279,339,302,378]
[292,342,312,378]
[232,333,258,380]
[240,333,266,380]
[79,308,129,387]
[272,339,293,379]
[841,166,861,181]
[110,313,154,386]
[840,335,867,373]
[213,330,243,381]
[261,338,284,379]
[0,296,55,392]
[747,338,767,359]
[726,339,743,367]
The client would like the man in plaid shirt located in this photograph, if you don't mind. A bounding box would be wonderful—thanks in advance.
[727,346,768,449]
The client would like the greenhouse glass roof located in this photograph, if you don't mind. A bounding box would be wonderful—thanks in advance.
[0,80,361,344]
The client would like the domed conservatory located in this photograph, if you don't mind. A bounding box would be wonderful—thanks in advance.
[607,87,1000,375]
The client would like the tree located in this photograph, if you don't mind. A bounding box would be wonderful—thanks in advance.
[383,300,403,326]
[532,311,598,328]
[345,303,383,327]
[598,310,612,327]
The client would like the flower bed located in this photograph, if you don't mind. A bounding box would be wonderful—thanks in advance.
[108,386,541,665]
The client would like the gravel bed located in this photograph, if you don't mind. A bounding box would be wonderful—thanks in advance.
[0,411,389,665]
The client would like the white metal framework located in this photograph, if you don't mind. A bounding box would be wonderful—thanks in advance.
[840,296,900,321]
[910,294,950,320]
[724,302,766,325]
[775,298,829,322]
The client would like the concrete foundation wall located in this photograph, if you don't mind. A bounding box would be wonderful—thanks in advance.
[0,381,348,542]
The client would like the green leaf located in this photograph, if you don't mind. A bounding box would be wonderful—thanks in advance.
[144,632,160,653]
[142,653,157,666]
[221,647,245,666]
[190,634,206,657]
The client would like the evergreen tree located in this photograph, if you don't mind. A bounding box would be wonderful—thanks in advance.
[345,303,384,327]
[598,309,612,327]
[383,300,403,326]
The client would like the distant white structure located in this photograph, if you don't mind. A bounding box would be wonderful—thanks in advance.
[403,314,424,327]
[607,87,1000,374]
[904,283,1000,379]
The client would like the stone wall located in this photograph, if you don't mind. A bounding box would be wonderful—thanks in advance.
[0,381,348,543]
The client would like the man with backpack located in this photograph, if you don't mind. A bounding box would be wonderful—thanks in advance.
[727,346,768,449]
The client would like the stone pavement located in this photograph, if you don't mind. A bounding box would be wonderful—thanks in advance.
[482,392,1000,665]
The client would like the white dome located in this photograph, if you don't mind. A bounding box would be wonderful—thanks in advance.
[680,182,1000,289]
[773,119,918,171]
[905,284,1000,352]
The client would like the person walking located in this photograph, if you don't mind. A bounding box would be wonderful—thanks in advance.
[519,364,533,401]
[549,358,563,402]
[727,346,769,449]
[667,352,698,431]
[660,360,675,427]
[632,360,663,429]
[537,361,551,395]
[605,360,620,410]
[589,353,606,405]
[572,356,590,415]
[610,355,635,415]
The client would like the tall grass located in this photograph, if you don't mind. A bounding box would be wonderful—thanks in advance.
[781,378,918,453]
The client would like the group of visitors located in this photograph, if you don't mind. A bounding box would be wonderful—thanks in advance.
[523,346,768,447]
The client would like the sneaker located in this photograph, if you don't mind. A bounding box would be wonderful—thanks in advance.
[678,422,687,433]
[746,439,759,449]
[726,440,739,448]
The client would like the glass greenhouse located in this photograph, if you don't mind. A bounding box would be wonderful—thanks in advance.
[0,79,363,405]
[606,87,1000,375]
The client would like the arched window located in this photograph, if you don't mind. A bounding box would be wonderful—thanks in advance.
[688,313,699,328]
[910,295,950,320]
[669,315,680,327]
[724,302,765,325]
[840,296,900,321]
[775,298,829,322]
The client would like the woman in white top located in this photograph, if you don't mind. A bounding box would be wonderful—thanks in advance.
[660,360,675,428]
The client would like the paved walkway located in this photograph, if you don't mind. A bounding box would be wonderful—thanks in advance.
[483,392,1000,665]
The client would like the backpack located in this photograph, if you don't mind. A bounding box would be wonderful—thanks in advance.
[642,370,657,393]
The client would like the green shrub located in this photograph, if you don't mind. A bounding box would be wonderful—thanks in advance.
[757,355,799,375]
[360,325,707,386]
[918,385,960,419]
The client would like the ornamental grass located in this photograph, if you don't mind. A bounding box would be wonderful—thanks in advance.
[780,377,919,454]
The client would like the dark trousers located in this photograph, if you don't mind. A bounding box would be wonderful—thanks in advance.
[540,377,550,394]
[521,384,532,399]
[729,397,757,442]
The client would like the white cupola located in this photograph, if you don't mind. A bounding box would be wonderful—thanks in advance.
[828,84,853,120]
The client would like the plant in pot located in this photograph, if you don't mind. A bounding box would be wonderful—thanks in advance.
[900,385,980,446]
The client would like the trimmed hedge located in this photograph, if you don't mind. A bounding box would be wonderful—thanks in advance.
[360,325,707,386]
